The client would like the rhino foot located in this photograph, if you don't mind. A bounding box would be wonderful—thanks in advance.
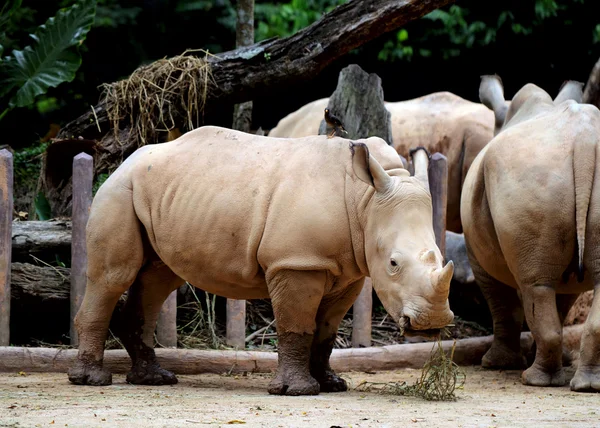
[268,372,320,396]
[570,367,600,392]
[316,371,348,393]
[68,360,112,386]
[126,364,178,385]
[521,364,565,387]
[482,343,527,370]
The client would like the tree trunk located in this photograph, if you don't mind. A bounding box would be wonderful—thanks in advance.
[232,0,255,133]
[43,0,455,216]
[583,56,600,109]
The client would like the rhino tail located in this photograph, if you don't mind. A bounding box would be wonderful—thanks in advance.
[573,138,597,282]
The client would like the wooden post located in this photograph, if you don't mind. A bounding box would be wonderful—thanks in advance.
[70,153,93,346]
[156,289,178,347]
[0,150,13,346]
[352,277,373,348]
[226,299,246,349]
[428,153,448,258]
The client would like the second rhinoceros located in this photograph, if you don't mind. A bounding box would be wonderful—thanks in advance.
[461,76,599,392]
[68,126,454,395]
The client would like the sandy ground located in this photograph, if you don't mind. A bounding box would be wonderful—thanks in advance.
[0,366,598,428]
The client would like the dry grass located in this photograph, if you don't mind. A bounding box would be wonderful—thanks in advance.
[355,338,466,401]
[100,49,215,147]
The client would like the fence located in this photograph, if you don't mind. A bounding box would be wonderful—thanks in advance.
[0,148,447,348]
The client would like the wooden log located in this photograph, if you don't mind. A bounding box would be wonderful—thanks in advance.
[70,153,93,346]
[226,299,246,349]
[11,220,72,261]
[157,290,178,348]
[0,325,583,374]
[0,149,13,346]
[352,278,372,348]
[428,153,448,258]
[11,263,70,300]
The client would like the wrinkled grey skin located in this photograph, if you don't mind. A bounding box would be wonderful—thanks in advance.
[445,231,475,285]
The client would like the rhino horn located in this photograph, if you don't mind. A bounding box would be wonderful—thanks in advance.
[431,261,454,295]
[420,249,437,264]
[410,147,430,189]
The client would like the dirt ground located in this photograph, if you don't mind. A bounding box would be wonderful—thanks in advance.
[0,366,598,428]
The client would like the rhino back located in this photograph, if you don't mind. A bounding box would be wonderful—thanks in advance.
[110,126,396,296]
[463,101,600,291]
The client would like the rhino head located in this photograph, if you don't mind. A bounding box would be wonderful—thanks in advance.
[351,143,454,336]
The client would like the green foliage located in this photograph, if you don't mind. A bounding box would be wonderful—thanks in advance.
[0,0,97,116]
[255,0,344,41]
[34,192,52,220]
[92,173,109,196]
[13,140,50,217]
[376,1,593,62]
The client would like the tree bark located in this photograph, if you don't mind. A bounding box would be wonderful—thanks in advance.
[11,220,72,262]
[583,56,600,109]
[44,0,455,216]
[11,263,70,301]
[232,0,255,133]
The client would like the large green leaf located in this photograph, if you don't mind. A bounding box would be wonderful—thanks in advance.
[0,0,96,109]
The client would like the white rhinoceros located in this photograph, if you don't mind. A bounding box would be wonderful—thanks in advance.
[68,126,454,396]
[268,93,496,233]
[461,75,598,392]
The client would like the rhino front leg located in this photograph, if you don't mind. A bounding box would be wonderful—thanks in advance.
[471,260,526,369]
[310,278,364,392]
[520,282,566,386]
[571,285,600,392]
[267,269,326,396]
[117,261,183,385]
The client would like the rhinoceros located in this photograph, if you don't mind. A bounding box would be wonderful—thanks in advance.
[461,75,599,391]
[268,93,496,233]
[68,126,454,395]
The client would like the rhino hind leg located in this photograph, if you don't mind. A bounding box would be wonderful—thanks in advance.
[117,260,184,385]
[309,279,365,392]
[520,281,566,387]
[266,269,326,396]
[471,261,526,370]
[571,285,600,392]
[69,192,145,386]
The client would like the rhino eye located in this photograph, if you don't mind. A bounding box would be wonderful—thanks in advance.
[390,258,398,267]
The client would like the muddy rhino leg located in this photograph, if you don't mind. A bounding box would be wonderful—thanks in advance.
[118,261,183,385]
[471,261,526,369]
[68,195,144,386]
[68,281,132,386]
[571,285,600,392]
[557,294,579,367]
[520,281,565,386]
[267,269,326,396]
[310,279,364,393]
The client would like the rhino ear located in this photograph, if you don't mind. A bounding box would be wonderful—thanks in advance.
[479,74,508,134]
[554,80,584,105]
[350,142,392,193]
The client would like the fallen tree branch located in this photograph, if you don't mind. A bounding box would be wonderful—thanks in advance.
[0,326,583,374]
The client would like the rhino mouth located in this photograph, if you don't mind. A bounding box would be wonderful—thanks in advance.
[398,315,441,339]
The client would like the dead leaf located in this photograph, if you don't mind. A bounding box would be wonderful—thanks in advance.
[18,371,27,376]
[226,421,246,424]
[8,405,17,409]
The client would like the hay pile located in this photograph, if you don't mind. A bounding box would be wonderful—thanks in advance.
[100,49,215,147]
[355,338,466,401]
